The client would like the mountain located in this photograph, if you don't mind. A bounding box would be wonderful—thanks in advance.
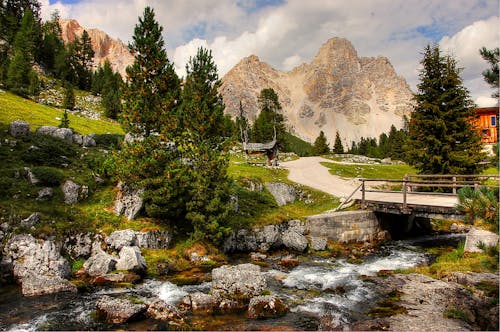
[59,19,134,78]
[220,37,414,146]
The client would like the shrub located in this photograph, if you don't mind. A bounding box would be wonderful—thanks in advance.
[93,134,124,148]
[21,133,77,166]
[457,186,499,232]
[31,166,65,186]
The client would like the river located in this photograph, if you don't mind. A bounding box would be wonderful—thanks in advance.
[0,234,464,331]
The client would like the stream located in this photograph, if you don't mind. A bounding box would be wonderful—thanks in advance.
[0,234,464,331]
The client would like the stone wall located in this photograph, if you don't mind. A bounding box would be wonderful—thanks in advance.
[306,210,383,243]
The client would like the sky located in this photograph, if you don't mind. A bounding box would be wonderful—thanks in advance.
[42,0,499,107]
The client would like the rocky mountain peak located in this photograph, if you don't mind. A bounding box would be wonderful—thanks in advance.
[220,36,414,146]
[59,19,133,78]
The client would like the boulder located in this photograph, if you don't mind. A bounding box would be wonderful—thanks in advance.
[91,272,141,285]
[1,234,74,296]
[63,233,99,259]
[146,299,185,326]
[21,274,77,296]
[72,133,83,145]
[114,182,144,220]
[265,182,296,206]
[255,224,282,251]
[211,264,266,300]
[464,228,499,253]
[82,134,96,147]
[308,236,327,251]
[83,247,117,277]
[115,246,147,274]
[9,120,30,137]
[106,229,137,251]
[36,187,53,201]
[135,230,171,249]
[36,126,57,136]
[281,220,308,252]
[61,180,81,205]
[53,128,74,144]
[96,295,146,324]
[247,295,288,319]
[181,292,217,313]
[20,212,40,228]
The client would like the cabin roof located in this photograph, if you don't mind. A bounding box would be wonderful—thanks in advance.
[243,140,278,151]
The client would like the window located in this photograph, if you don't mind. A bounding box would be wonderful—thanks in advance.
[491,115,497,127]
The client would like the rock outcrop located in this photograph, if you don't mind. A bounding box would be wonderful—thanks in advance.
[220,37,414,146]
[1,234,76,296]
[114,182,144,220]
[59,19,134,78]
[9,120,30,137]
[96,295,146,324]
[464,227,499,253]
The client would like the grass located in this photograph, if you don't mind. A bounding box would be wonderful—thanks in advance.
[320,161,417,179]
[0,90,123,135]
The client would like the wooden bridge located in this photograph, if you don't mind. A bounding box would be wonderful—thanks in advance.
[348,174,500,220]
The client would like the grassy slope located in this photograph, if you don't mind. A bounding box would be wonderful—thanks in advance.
[321,161,417,179]
[0,90,123,135]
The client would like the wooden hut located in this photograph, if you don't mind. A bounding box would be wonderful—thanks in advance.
[243,140,279,166]
[473,107,498,144]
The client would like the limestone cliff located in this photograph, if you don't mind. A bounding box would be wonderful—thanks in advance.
[220,37,414,146]
[59,19,133,78]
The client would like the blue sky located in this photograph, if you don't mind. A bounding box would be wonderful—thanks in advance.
[42,0,499,106]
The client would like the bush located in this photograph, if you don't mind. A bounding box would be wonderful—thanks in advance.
[93,134,124,148]
[457,186,499,232]
[21,133,77,166]
[0,175,15,198]
[31,166,65,186]
[283,132,314,156]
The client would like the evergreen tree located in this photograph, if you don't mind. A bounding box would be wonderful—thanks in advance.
[479,47,499,99]
[39,10,63,72]
[407,44,485,175]
[93,60,123,119]
[59,109,70,128]
[6,9,36,96]
[0,0,41,48]
[313,130,330,155]
[179,47,224,142]
[252,88,286,146]
[333,131,344,154]
[77,30,94,90]
[122,6,180,137]
[62,81,75,111]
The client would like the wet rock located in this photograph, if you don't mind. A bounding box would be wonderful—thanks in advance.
[464,227,499,253]
[250,252,267,261]
[278,255,300,269]
[106,229,136,251]
[9,120,30,137]
[114,182,144,220]
[20,212,40,228]
[218,298,247,313]
[265,182,296,206]
[115,246,147,274]
[83,246,117,277]
[91,272,141,285]
[96,295,146,324]
[247,295,288,319]
[181,292,217,313]
[308,236,327,251]
[21,274,77,296]
[211,264,266,301]
[146,298,185,327]
[450,223,471,233]
[36,187,53,201]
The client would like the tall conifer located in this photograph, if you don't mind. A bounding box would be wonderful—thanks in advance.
[407,44,485,175]
[122,6,180,137]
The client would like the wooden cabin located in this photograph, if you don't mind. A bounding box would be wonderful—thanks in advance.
[474,107,498,144]
[243,140,279,166]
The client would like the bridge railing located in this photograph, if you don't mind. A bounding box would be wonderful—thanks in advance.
[359,174,499,211]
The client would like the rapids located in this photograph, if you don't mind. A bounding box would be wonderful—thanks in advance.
[0,234,464,331]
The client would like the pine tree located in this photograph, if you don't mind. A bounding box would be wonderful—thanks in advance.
[122,6,180,137]
[6,9,36,96]
[40,11,63,72]
[77,30,94,90]
[333,131,344,154]
[62,81,75,111]
[407,44,485,175]
[313,130,330,155]
[479,47,499,99]
[252,88,286,146]
[59,109,70,128]
[179,47,224,142]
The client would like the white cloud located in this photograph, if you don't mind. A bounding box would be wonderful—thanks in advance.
[39,0,499,104]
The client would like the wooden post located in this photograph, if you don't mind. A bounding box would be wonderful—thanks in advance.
[452,176,457,194]
[361,180,366,208]
[403,179,408,211]
[405,175,411,192]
